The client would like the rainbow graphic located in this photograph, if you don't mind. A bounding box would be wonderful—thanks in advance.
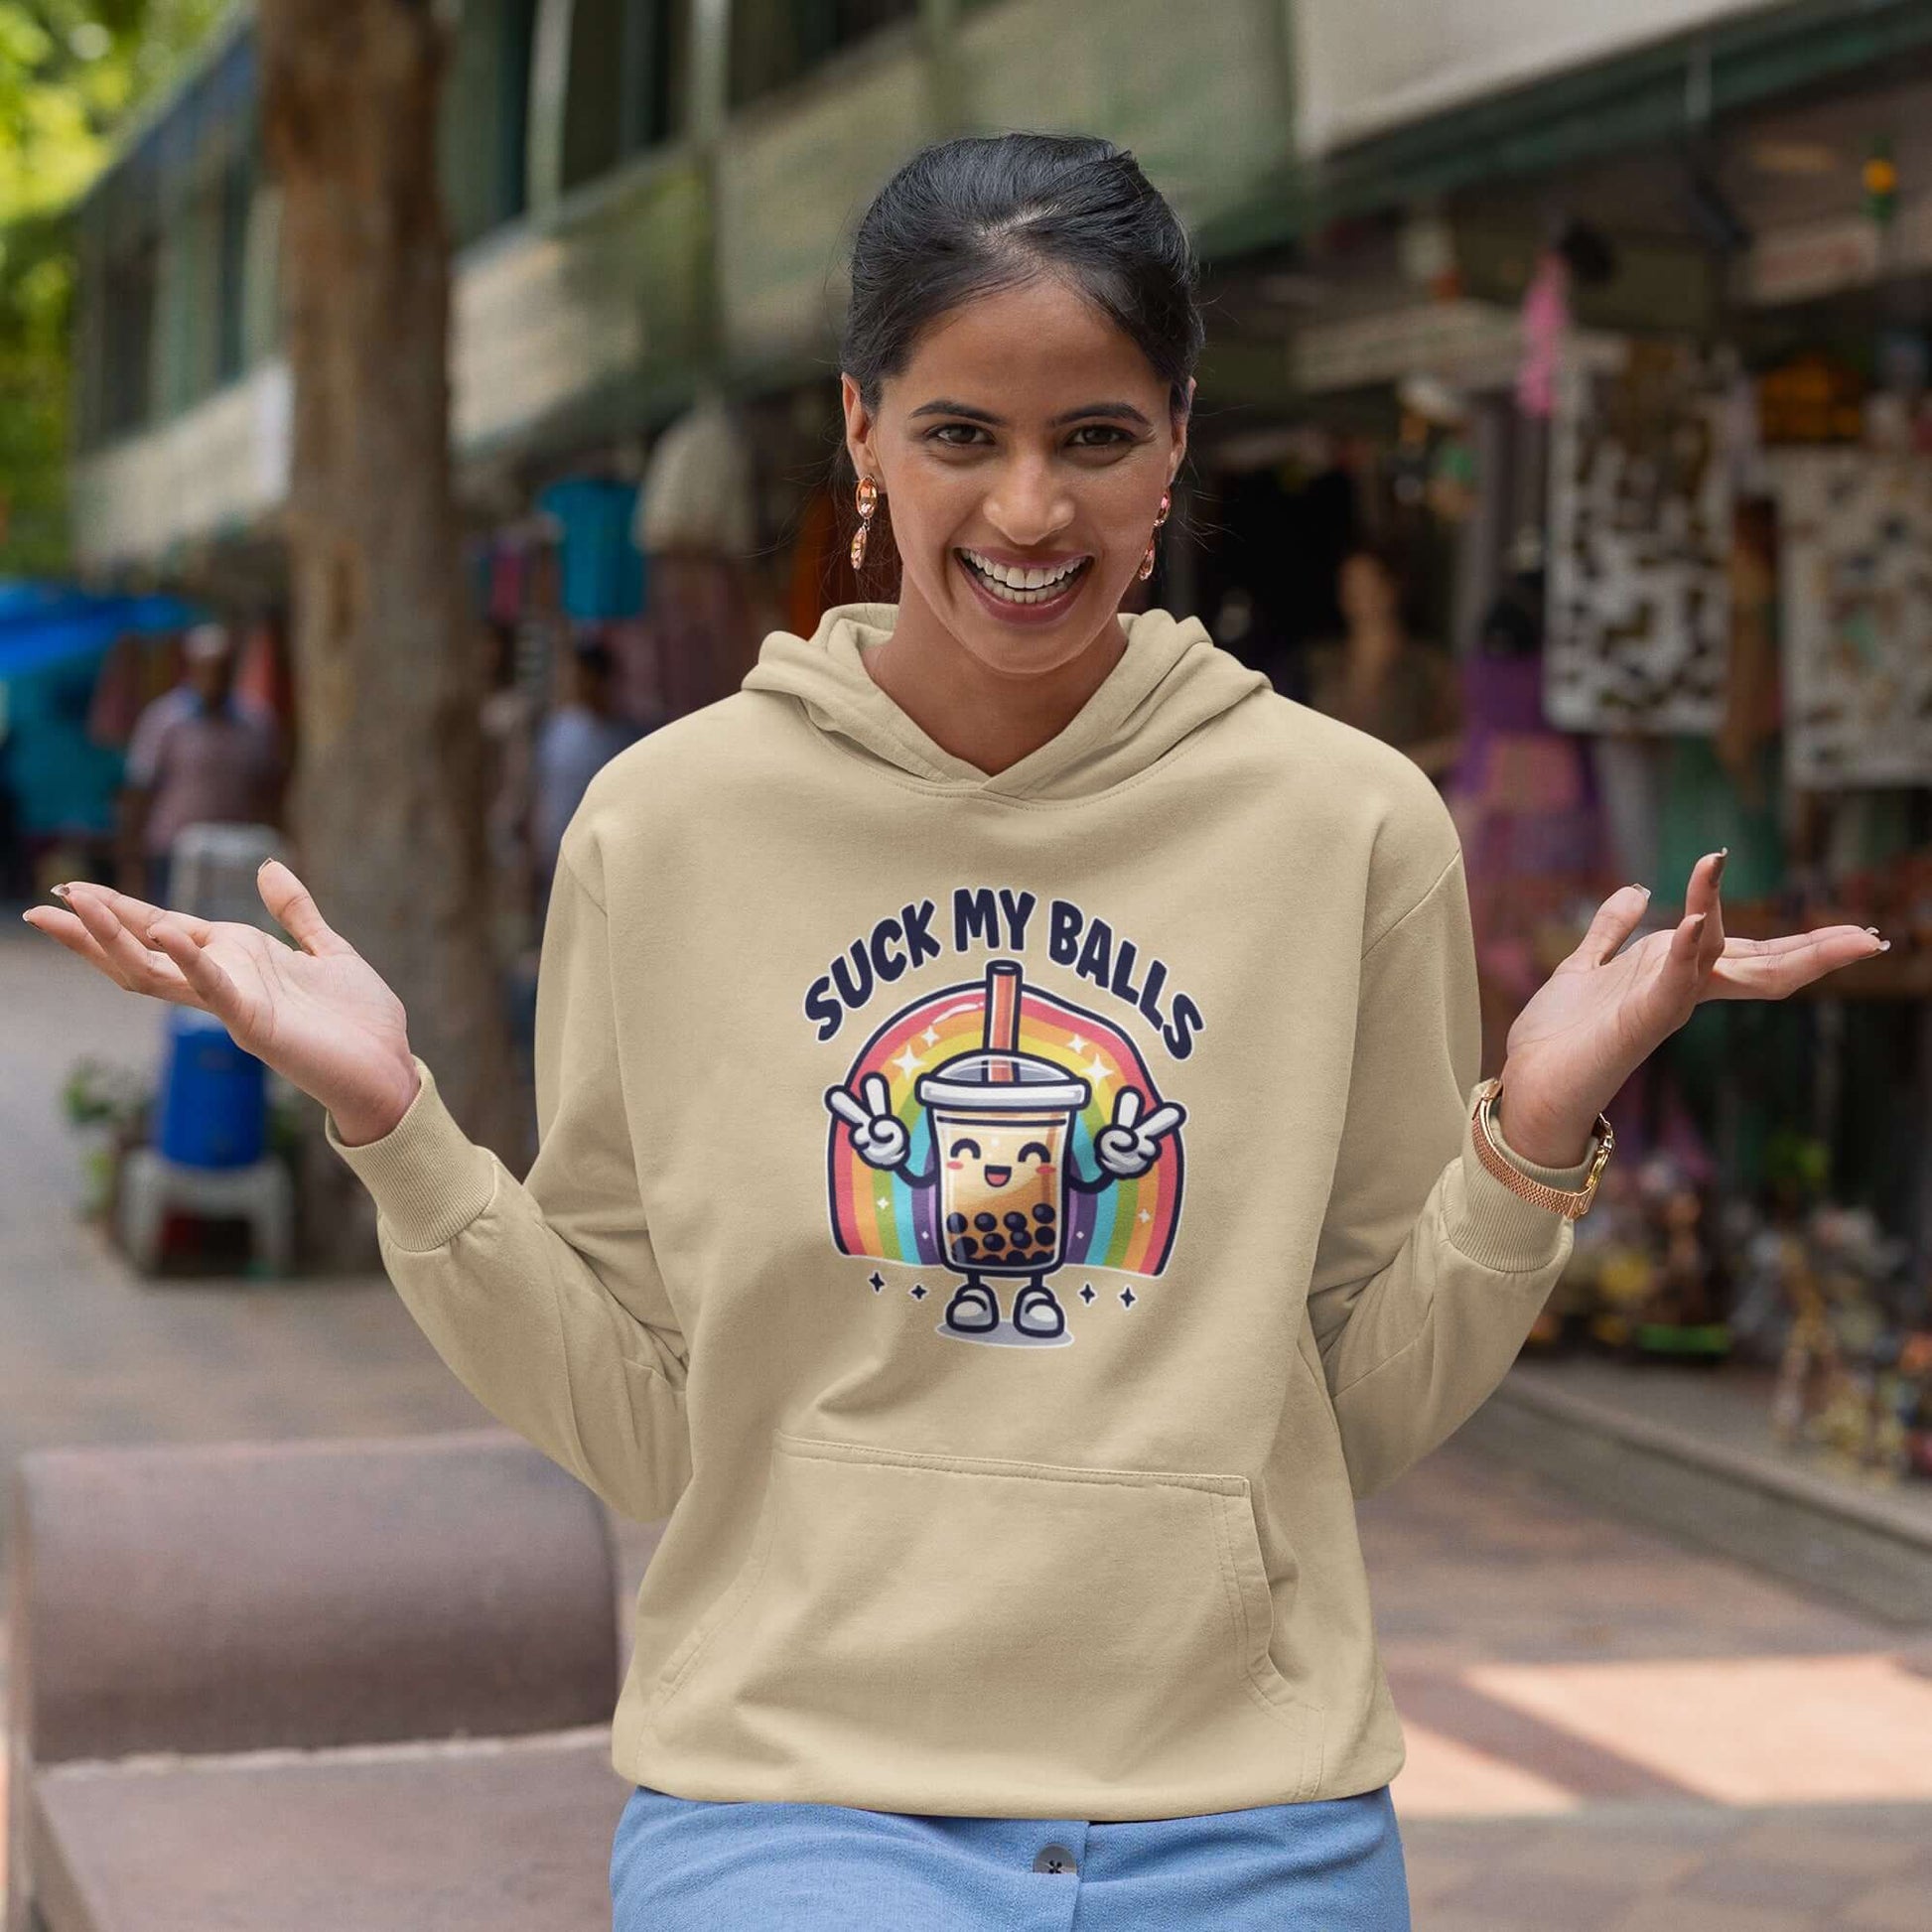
[826,963,1183,1277]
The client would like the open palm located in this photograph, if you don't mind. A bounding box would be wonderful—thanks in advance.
[1499,850,1884,1161]
[23,861,420,1143]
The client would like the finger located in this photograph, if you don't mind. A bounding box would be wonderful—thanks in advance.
[826,1087,870,1130]
[1114,1088,1143,1129]
[25,903,162,982]
[1704,927,1886,1001]
[67,881,213,945]
[861,1072,894,1120]
[1717,928,1872,958]
[1138,1103,1183,1141]
[257,859,349,956]
[145,915,241,1015]
[60,881,190,993]
[1686,849,1727,967]
[1666,909,1711,985]
[1573,885,1652,966]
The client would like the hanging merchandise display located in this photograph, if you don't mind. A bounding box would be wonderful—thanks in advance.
[1770,451,1932,787]
[535,477,646,621]
[1545,340,1733,734]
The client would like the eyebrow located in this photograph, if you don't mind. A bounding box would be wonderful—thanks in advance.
[907,398,1155,430]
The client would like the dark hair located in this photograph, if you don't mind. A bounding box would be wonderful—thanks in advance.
[841,132,1203,420]
[1338,538,1410,593]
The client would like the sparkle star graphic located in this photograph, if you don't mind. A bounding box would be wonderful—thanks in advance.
[921,1027,939,1045]
[1138,1208,1152,1224]
[1083,1053,1110,1085]
[877,1195,890,1211]
[1067,1034,1086,1054]
[892,1043,922,1079]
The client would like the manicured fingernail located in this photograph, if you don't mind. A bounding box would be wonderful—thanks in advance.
[1635,884,1652,899]
[50,883,70,901]
[1875,938,1891,952]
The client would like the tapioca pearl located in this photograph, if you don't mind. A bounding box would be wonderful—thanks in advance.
[1033,1203,1055,1223]
[1004,1210,1030,1231]
[984,1232,1006,1252]
[959,1236,980,1260]
[974,1212,997,1231]
[1009,1229,1032,1251]
[945,1211,967,1234]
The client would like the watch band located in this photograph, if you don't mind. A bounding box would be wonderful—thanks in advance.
[1469,1076,1614,1220]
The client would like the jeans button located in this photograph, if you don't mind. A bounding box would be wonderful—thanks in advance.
[1033,1842,1077,1874]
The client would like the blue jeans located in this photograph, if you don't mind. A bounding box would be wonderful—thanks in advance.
[611,1781,1409,1930]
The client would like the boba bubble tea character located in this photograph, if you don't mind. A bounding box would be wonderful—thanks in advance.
[825,961,1183,1340]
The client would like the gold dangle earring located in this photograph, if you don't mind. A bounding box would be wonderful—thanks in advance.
[850,475,880,571]
[1138,486,1172,582]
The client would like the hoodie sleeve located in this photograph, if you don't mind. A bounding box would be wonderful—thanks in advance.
[1304,838,1598,1500]
[325,842,691,1523]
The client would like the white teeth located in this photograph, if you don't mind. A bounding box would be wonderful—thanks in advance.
[960,550,1087,602]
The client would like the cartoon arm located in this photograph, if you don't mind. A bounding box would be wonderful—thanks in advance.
[1070,1088,1186,1191]
[825,1074,935,1186]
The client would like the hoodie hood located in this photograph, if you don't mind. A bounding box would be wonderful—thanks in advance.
[741,602,1271,802]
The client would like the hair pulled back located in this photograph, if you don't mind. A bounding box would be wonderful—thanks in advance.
[841,132,1203,423]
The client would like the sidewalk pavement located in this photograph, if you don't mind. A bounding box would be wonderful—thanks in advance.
[1364,1447,1932,1928]
[4,924,1930,1926]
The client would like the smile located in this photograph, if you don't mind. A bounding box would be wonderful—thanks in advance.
[956,549,1092,612]
[984,1165,1013,1186]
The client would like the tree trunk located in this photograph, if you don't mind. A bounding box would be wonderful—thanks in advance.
[257,0,517,1230]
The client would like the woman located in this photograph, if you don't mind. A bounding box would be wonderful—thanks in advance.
[1304,542,1463,783]
[24,135,1881,1930]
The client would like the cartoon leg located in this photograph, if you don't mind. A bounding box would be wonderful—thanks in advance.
[944,1278,1001,1334]
[1012,1277,1065,1340]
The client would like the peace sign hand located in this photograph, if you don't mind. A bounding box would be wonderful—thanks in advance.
[1094,1087,1186,1179]
[22,863,422,1147]
[1496,849,1888,1165]
[824,1071,910,1171]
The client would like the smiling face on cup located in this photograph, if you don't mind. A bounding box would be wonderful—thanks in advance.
[917,1049,1091,1277]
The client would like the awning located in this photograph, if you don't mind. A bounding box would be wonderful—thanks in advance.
[0,582,206,679]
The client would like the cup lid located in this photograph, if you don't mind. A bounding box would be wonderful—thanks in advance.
[916,1050,1090,1113]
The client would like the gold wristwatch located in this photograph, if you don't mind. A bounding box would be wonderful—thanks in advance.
[1470,1075,1614,1220]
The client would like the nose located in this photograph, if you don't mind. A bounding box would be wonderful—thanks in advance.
[983,454,1074,549]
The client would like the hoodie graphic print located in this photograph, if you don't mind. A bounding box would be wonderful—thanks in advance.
[327,601,1599,1822]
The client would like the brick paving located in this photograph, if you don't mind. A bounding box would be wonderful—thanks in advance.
[1363,1448,1932,1925]
[4,921,1930,1924]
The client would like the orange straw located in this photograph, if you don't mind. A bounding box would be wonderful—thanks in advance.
[984,961,1021,1077]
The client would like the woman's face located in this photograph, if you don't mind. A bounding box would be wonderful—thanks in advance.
[842,275,1188,682]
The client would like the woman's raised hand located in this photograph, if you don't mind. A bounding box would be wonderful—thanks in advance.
[22,861,421,1147]
[1495,850,1886,1167]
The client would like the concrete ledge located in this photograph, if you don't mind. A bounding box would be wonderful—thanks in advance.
[1458,1372,1932,1629]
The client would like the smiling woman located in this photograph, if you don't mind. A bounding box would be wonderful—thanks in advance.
[26,126,1885,1932]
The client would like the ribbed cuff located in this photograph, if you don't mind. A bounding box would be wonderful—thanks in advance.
[1444,1079,1597,1274]
[323,1055,498,1252]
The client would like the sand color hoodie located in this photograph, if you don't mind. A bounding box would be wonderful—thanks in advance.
[328,601,1598,1821]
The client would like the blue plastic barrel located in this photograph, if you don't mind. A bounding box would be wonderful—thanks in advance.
[156,1007,266,1168]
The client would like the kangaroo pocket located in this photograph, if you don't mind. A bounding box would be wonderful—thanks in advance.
[644,1433,1322,1799]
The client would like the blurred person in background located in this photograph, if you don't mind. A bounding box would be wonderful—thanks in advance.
[117,622,285,905]
[531,636,641,907]
[26,133,1885,1932]
[1304,541,1463,783]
